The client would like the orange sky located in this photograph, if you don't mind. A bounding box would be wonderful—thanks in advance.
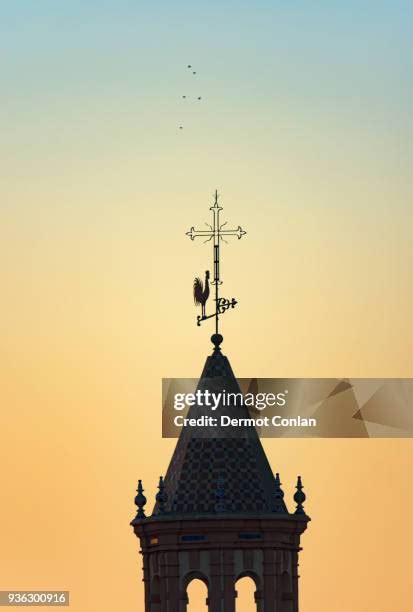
[1,2,413,610]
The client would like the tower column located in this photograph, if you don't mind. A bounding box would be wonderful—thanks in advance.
[141,552,151,612]
[255,587,264,612]
[291,550,299,612]
[222,549,236,612]
[163,551,180,612]
[208,550,223,612]
[157,554,167,612]
[263,549,277,612]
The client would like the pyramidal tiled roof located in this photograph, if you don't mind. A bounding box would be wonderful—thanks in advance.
[153,344,288,517]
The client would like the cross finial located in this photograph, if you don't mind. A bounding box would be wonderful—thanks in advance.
[186,191,246,339]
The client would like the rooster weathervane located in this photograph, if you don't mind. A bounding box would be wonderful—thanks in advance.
[186,190,246,333]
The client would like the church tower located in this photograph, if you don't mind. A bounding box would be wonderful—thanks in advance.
[131,193,310,611]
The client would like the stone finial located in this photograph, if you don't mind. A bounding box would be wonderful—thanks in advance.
[211,333,223,353]
[134,479,147,520]
[275,473,284,498]
[273,472,287,513]
[294,476,306,515]
[156,476,168,514]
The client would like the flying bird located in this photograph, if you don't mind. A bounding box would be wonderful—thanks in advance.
[179,126,183,129]
[182,95,186,98]
[187,65,192,68]
[197,97,202,100]
[193,71,196,75]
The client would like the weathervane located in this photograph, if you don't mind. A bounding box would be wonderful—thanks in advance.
[186,190,246,334]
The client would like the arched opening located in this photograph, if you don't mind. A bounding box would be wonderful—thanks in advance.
[185,573,208,611]
[236,573,261,611]
[150,575,161,612]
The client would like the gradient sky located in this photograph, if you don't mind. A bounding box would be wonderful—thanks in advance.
[1,2,412,611]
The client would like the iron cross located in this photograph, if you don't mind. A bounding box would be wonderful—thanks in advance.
[186,190,246,332]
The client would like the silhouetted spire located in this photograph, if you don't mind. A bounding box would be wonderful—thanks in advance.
[134,480,147,520]
[273,472,288,513]
[157,346,285,515]
[156,476,168,514]
[294,476,306,515]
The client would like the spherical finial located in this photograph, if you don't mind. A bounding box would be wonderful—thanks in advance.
[211,333,223,350]
[294,475,306,515]
[134,479,147,520]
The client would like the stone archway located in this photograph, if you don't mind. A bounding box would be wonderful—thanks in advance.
[235,571,262,612]
[184,571,209,612]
